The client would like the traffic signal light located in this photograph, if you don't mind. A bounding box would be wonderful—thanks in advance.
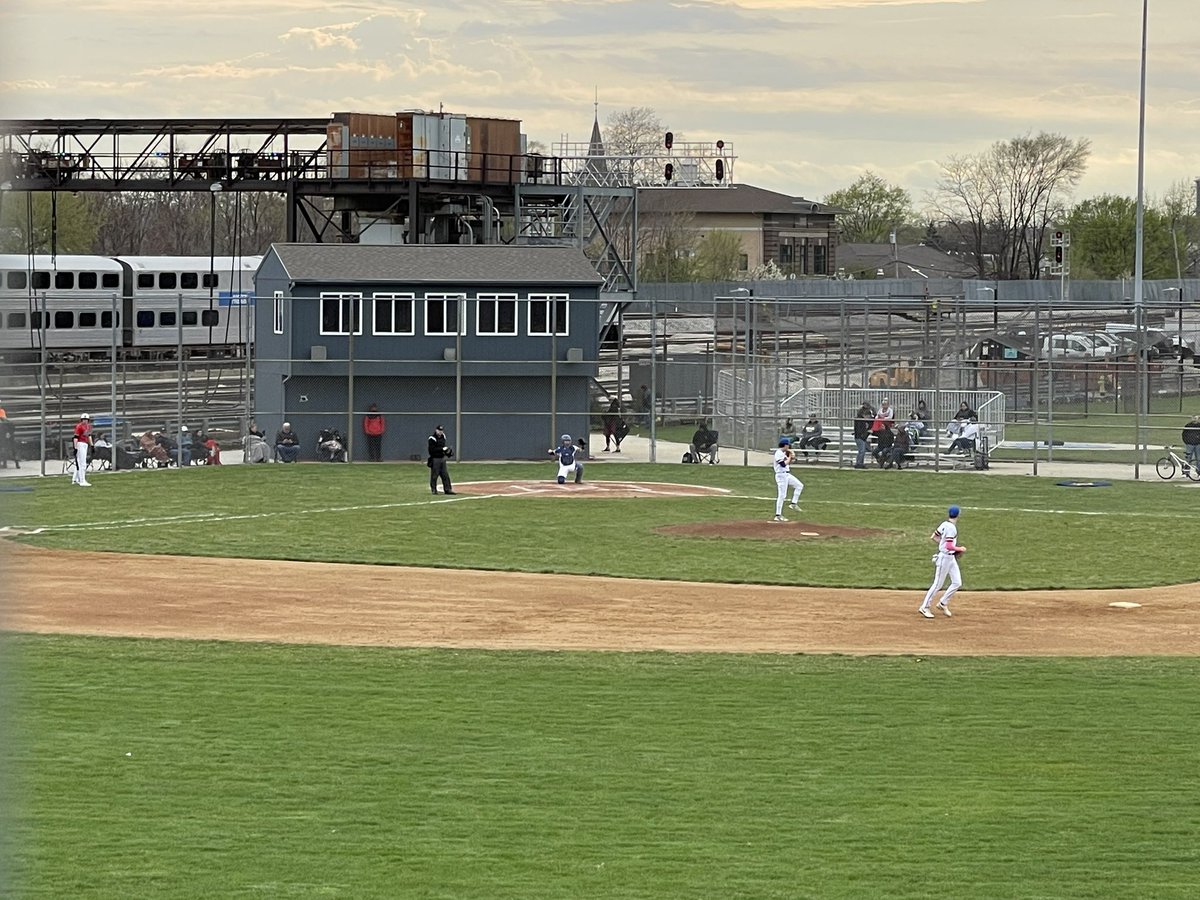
[664,131,674,150]
[715,159,724,181]
[664,163,674,182]
[1055,245,1063,265]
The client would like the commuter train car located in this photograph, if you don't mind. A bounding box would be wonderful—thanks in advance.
[0,254,260,360]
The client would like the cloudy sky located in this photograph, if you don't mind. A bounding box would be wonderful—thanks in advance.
[2,0,1197,208]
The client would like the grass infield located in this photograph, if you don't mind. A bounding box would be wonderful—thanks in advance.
[5,635,1200,899]
[5,462,1197,590]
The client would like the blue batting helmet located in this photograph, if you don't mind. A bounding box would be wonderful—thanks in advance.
[948,505,960,518]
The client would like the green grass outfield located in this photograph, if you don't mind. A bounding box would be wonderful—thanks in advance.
[4,461,1197,590]
[4,464,1198,897]
[4,636,1199,899]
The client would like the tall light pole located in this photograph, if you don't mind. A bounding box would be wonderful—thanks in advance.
[1132,0,1149,477]
[209,182,223,320]
[1165,286,1183,412]
[730,288,751,464]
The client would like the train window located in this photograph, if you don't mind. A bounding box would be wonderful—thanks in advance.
[7,312,26,328]
[101,311,117,328]
[160,311,176,327]
[102,273,119,288]
[33,272,51,289]
[79,312,98,327]
[79,272,98,289]
[159,273,177,289]
[29,311,48,329]
[7,272,27,289]
[56,272,74,289]
[54,310,74,329]
[201,310,219,327]
[181,273,199,289]
[202,273,218,288]
[138,274,154,289]
[183,311,198,326]
[136,310,155,327]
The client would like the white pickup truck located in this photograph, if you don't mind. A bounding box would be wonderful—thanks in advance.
[1040,333,1113,358]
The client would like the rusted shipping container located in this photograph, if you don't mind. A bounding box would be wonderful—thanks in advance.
[466,117,523,184]
[327,112,400,178]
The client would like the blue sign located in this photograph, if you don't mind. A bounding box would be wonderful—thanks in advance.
[218,291,254,307]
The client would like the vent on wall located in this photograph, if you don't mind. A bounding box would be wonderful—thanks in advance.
[443,348,457,361]
[311,345,327,361]
[566,347,584,362]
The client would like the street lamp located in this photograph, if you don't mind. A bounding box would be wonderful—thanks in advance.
[979,285,998,332]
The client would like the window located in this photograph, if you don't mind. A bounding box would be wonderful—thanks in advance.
[373,293,414,335]
[202,273,218,288]
[182,311,198,326]
[79,272,98,290]
[272,291,285,335]
[54,310,74,329]
[181,273,199,289]
[7,312,26,328]
[79,312,98,327]
[137,273,154,289]
[201,310,219,327]
[136,310,155,327]
[101,311,117,328]
[160,311,176,327]
[424,293,465,336]
[528,294,569,336]
[33,272,50,289]
[102,273,119,289]
[738,254,749,272]
[320,292,363,335]
[779,243,793,265]
[6,272,26,290]
[813,244,827,275]
[159,273,177,290]
[55,272,74,290]
[476,294,518,336]
[29,311,48,329]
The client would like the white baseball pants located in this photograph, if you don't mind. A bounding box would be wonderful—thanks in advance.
[921,554,962,610]
[775,472,803,515]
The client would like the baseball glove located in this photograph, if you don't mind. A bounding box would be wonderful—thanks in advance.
[444,447,454,458]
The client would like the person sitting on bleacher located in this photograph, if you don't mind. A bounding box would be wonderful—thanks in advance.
[948,418,980,455]
[275,422,301,463]
[890,423,912,469]
[797,415,828,460]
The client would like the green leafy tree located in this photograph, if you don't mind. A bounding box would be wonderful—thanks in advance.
[824,172,913,243]
[693,230,744,281]
[1063,194,1176,279]
[0,191,98,253]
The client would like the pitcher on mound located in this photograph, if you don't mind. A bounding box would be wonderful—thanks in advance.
[772,438,803,522]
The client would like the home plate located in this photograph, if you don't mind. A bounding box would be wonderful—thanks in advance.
[800,531,820,537]
[1108,601,1142,609]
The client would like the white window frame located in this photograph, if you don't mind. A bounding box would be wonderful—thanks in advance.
[319,292,363,336]
[424,293,466,336]
[372,293,416,336]
[527,293,569,336]
[272,291,285,335]
[475,293,518,336]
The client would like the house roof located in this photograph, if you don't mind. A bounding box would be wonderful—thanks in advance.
[638,183,841,216]
[262,243,604,285]
[836,242,978,279]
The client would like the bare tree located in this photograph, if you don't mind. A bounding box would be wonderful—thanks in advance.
[928,132,1090,279]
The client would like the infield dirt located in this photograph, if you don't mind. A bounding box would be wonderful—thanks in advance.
[6,543,1198,656]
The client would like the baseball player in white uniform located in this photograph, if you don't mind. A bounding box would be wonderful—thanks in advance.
[919,505,965,618]
[772,438,804,522]
[550,434,584,484]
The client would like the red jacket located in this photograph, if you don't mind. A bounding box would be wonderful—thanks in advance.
[363,414,386,436]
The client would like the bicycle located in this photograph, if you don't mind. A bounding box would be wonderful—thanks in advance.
[1155,446,1200,482]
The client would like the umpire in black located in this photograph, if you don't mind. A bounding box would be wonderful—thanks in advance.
[428,424,456,495]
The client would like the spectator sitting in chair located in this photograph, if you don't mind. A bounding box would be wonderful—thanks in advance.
[780,418,799,444]
[689,420,719,464]
[797,415,827,460]
[906,411,927,445]
[155,431,184,466]
[275,422,301,463]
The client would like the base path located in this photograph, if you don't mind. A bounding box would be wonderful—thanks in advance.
[6,544,1198,656]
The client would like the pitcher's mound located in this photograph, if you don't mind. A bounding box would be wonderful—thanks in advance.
[657,521,887,541]
[453,480,729,499]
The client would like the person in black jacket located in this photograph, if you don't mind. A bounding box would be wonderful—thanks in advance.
[428,424,456,495]
[873,421,895,467]
[1183,414,1200,467]
[853,403,873,468]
